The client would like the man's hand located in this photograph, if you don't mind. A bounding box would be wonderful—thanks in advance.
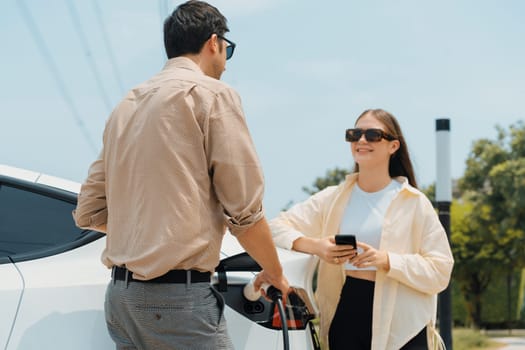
[236,218,290,301]
[252,270,290,303]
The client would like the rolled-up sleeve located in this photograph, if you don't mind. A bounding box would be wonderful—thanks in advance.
[206,87,264,236]
[269,186,338,249]
[72,152,108,229]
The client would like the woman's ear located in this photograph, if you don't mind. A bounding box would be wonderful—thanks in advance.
[390,140,400,155]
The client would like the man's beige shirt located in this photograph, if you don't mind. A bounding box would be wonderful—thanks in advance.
[73,57,264,279]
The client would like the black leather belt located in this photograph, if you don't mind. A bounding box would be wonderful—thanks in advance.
[112,266,210,284]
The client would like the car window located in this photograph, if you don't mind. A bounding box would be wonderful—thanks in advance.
[0,183,85,259]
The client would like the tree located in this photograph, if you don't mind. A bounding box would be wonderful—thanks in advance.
[450,199,495,327]
[458,122,525,329]
[280,167,350,211]
[302,167,349,195]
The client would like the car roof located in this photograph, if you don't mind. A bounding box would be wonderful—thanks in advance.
[0,164,80,193]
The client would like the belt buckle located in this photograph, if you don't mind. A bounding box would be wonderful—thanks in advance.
[186,270,191,288]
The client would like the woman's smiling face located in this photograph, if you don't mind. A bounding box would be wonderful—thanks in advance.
[351,113,399,169]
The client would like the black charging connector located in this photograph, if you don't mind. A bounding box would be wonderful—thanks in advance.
[266,286,283,301]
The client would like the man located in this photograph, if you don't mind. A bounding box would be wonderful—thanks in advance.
[73,1,289,349]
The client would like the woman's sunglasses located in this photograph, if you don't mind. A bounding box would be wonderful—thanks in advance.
[345,128,397,143]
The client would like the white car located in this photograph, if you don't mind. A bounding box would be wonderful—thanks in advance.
[0,164,320,350]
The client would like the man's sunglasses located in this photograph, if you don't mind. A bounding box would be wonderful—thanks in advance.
[345,128,397,143]
[217,35,236,60]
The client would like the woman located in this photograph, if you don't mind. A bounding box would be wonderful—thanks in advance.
[270,109,454,349]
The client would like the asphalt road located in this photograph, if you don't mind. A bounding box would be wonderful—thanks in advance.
[493,336,525,349]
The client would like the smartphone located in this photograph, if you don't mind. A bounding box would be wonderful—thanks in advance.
[335,234,356,247]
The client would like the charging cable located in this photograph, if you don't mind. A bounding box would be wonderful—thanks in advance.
[244,279,289,350]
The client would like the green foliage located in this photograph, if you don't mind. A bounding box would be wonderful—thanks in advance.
[302,167,350,195]
[481,270,522,326]
[451,200,494,327]
[453,121,525,328]
[452,281,468,325]
[453,270,524,327]
[509,121,525,157]
[460,138,508,195]
[489,159,525,250]
[462,122,525,271]
[519,269,525,320]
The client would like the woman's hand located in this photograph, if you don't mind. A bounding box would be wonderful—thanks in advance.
[313,236,357,265]
[349,242,390,271]
[291,236,356,265]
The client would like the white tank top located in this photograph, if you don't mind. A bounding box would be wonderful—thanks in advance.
[340,179,401,271]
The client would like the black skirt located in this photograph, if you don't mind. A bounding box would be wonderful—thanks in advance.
[328,276,427,350]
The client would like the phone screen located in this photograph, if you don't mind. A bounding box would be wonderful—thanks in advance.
[335,234,356,247]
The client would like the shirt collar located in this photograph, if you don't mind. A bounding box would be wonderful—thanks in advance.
[393,176,419,195]
[344,173,419,195]
[163,56,204,75]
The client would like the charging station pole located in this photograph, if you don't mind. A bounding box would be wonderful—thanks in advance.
[436,118,452,349]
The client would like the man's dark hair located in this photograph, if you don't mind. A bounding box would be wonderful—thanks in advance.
[164,0,229,59]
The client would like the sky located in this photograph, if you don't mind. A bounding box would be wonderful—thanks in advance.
[1,0,524,219]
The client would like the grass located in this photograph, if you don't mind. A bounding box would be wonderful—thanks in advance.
[453,328,505,350]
